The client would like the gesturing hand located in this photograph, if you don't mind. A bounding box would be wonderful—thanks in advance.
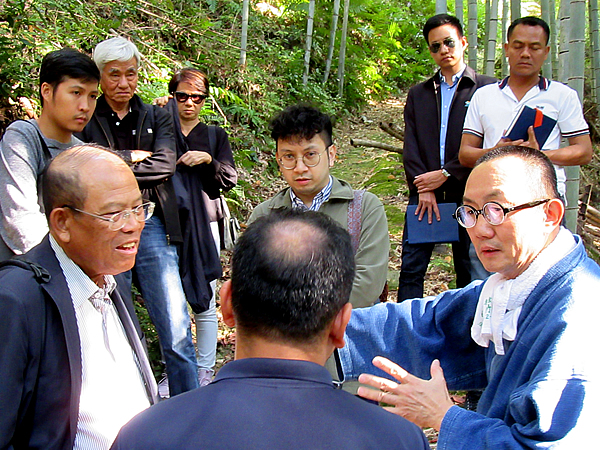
[357,357,454,431]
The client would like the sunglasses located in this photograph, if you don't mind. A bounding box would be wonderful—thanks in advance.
[174,91,208,104]
[429,37,456,53]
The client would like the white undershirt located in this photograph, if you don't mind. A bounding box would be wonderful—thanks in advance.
[50,236,150,450]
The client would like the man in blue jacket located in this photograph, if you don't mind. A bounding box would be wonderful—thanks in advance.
[341,146,600,448]
[112,210,430,450]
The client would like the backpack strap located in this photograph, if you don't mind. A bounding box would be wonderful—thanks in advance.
[346,190,389,302]
[0,257,51,283]
[347,190,365,254]
[207,125,217,157]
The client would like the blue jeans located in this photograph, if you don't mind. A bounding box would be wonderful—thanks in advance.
[135,216,199,396]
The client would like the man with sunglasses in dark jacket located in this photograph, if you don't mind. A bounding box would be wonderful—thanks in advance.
[399,14,495,303]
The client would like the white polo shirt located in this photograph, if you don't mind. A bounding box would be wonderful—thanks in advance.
[463,76,589,196]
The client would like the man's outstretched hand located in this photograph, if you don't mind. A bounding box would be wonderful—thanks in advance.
[357,357,454,431]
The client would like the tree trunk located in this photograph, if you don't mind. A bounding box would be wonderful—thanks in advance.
[467,0,478,69]
[455,0,464,26]
[483,0,491,73]
[550,0,558,78]
[338,0,350,97]
[485,0,499,76]
[541,0,553,77]
[303,0,316,86]
[590,0,600,120]
[564,0,586,232]
[501,0,509,76]
[323,0,341,84]
[436,0,447,13]
[239,0,249,66]
[511,0,520,21]
[350,138,403,154]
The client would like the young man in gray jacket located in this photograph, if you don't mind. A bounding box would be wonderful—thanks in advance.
[0,48,99,260]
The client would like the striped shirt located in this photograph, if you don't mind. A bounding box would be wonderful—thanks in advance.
[290,175,333,211]
[50,236,150,450]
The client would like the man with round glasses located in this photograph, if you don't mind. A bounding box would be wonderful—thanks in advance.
[78,37,200,397]
[0,145,158,449]
[398,14,496,303]
[249,104,389,310]
[339,146,600,448]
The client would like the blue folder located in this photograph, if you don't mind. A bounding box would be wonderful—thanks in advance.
[505,105,557,148]
[406,203,459,244]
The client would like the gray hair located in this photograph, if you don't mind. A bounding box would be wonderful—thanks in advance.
[93,37,141,72]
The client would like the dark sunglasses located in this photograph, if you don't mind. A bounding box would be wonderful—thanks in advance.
[429,37,456,53]
[174,91,208,104]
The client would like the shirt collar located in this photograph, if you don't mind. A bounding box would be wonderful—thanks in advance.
[290,175,333,211]
[498,75,550,90]
[439,63,466,87]
[49,235,116,309]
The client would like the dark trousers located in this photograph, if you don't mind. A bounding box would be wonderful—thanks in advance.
[398,195,472,302]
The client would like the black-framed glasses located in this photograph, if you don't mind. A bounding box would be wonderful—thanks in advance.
[453,199,550,228]
[65,202,155,231]
[429,37,456,53]
[277,147,330,170]
[173,91,208,104]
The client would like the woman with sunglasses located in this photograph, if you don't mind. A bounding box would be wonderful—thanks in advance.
[163,68,238,387]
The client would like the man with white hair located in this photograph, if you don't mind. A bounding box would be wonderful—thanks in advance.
[79,37,199,396]
[341,146,600,448]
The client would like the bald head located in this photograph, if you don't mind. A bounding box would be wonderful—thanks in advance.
[42,144,131,219]
[464,146,564,279]
[231,210,355,343]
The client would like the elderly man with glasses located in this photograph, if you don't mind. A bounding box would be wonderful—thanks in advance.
[339,146,600,449]
[0,145,158,450]
[78,37,201,398]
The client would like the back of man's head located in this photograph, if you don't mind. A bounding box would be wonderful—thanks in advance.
[270,105,334,149]
[475,145,559,200]
[423,13,463,44]
[93,37,141,73]
[39,48,100,107]
[231,210,355,344]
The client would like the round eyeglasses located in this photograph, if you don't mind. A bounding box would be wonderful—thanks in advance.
[277,147,329,170]
[453,199,550,228]
[66,202,155,231]
[173,91,208,104]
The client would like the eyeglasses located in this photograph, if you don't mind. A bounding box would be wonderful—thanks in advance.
[429,37,456,53]
[173,91,208,104]
[66,202,155,231]
[453,199,550,228]
[277,147,329,170]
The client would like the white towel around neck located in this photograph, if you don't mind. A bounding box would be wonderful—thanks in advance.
[471,227,576,355]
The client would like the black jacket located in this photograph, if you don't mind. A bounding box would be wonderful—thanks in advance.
[403,66,496,197]
[0,236,146,449]
[77,95,182,243]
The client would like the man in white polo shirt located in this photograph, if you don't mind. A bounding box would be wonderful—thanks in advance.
[459,16,592,197]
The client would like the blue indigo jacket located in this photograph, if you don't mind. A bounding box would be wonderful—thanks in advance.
[342,233,600,449]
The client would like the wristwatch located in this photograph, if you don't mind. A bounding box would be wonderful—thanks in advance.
[441,168,451,178]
